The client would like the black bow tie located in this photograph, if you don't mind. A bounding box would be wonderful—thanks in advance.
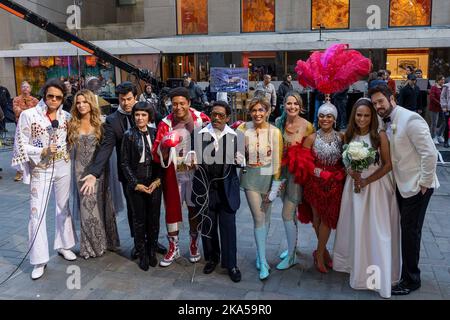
[383,116,391,124]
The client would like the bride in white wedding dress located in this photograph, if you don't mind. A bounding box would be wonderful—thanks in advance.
[333,98,401,299]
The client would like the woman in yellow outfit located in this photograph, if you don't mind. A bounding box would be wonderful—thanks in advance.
[238,96,283,280]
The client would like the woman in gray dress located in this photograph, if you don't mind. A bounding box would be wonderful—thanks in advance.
[68,89,120,259]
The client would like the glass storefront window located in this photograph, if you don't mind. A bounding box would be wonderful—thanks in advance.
[358,49,388,76]
[14,56,116,97]
[176,0,208,35]
[242,51,283,82]
[311,0,349,30]
[286,51,311,81]
[389,0,432,27]
[241,0,275,33]
[195,53,244,82]
[386,48,430,80]
[162,54,196,80]
[429,48,450,81]
[197,54,210,82]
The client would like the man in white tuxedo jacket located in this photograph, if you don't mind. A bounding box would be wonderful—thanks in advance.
[369,85,439,296]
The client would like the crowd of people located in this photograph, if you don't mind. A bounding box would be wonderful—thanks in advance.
[3,63,443,298]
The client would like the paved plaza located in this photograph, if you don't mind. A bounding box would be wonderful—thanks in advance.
[0,123,449,300]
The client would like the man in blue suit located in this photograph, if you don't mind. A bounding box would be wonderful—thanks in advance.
[189,100,244,282]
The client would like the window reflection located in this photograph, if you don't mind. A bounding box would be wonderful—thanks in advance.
[241,0,275,32]
[14,57,116,97]
[311,0,349,30]
[177,0,208,35]
[389,0,432,27]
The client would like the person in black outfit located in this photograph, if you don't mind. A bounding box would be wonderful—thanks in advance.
[398,74,421,112]
[183,72,209,111]
[121,102,162,270]
[189,100,244,282]
[415,69,431,121]
[79,82,167,259]
[331,88,349,130]
[0,85,12,132]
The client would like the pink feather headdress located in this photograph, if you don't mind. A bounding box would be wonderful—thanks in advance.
[295,44,372,94]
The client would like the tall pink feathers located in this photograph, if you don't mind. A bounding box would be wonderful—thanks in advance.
[295,44,372,94]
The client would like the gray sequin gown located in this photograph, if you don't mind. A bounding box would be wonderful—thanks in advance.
[74,134,120,259]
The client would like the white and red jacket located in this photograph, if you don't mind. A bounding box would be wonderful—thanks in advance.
[152,108,210,227]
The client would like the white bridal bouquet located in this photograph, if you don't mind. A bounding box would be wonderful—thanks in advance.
[342,141,377,193]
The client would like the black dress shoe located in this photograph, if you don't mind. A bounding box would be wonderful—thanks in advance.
[203,261,218,274]
[391,281,421,296]
[228,267,241,283]
[156,242,167,255]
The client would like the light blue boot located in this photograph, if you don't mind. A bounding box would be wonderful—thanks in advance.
[276,220,298,270]
[255,251,261,270]
[254,226,270,280]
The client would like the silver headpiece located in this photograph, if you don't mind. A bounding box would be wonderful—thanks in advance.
[356,97,372,103]
[318,102,338,119]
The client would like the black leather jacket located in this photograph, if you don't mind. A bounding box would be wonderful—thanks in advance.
[120,126,161,190]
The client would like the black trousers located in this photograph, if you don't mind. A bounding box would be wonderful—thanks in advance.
[396,187,433,284]
[122,181,135,238]
[201,188,237,269]
[128,187,162,256]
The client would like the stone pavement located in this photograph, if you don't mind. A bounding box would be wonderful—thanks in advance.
[0,123,449,300]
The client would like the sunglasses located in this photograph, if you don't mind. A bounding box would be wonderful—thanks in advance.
[211,111,227,119]
[46,94,64,101]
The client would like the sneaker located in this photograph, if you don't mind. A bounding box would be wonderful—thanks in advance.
[433,137,440,145]
[31,264,46,280]
[189,233,201,263]
[438,136,445,143]
[57,248,77,261]
[159,236,180,267]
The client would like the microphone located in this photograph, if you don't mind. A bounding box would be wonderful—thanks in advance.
[51,120,59,144]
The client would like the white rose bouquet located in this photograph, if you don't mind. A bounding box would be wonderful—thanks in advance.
[342,141,377,193]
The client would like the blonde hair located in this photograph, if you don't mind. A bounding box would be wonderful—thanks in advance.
[248,96,271,112]
[68,89,103,149]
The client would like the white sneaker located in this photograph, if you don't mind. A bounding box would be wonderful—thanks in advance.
[438,136,445,143]
[31,264,46,280]
[57,248,77,261]
[433,137,440,144]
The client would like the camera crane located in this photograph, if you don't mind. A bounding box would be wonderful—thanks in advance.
[0,0,160,89]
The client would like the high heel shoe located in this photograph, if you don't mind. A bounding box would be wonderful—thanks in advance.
[324,249,333,269]
[313,250,328,274]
